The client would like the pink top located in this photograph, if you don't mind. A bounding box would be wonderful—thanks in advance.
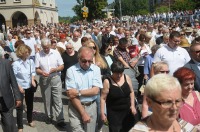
[179,91,200,125]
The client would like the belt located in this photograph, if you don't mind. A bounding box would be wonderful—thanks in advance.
[81,100,95,106]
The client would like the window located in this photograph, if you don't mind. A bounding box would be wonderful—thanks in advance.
[42,0,47,4]
[14,0,21,2]
[0,0,6,3]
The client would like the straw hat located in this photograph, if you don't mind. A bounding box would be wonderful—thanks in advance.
[179,38,190,47]
[185,27,193,33]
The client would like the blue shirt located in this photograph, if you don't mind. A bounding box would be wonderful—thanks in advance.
[144,54,154,78]
[12,59,36,89]
[66,63,103,102]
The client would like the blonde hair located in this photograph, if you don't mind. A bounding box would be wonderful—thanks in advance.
[153,61,169,74]
[85,40,107,69]
[145,74,181,99]
[16,44,32,59]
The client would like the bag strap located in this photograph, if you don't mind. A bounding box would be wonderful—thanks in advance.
[110,76,125,95]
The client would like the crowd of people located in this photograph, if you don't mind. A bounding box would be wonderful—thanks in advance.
[0,9,200,132]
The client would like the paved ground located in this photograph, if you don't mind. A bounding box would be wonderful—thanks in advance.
[0,85,109,132]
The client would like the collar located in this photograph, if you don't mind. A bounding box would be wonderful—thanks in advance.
[18,58,30,65]
[192,59,200,66]
[41,49,54,55]
[76,63,94,72]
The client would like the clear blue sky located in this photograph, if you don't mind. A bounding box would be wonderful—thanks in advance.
[56,0,114,17]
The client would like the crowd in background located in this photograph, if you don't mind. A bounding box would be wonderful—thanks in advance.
[0,8,200,132]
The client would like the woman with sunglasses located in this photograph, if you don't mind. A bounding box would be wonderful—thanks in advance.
[142,61,169,118]
[130,74,197,131]
[174,67,200,126]
[85,39,109,132]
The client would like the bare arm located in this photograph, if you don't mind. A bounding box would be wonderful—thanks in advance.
[101,79,110,122]
[142,95,149,118]
[126,75,137,115]
[69,97,91,123]
[67,87,99,99]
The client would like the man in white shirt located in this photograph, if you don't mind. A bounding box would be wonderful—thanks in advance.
[35,38,66,128]
[153,31,191,75]
[22,30,37,61]
[68,31,82,51]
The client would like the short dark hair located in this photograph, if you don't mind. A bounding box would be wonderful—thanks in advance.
[119,38,128,45]
[169,31,181,39]
[111,61,124,73]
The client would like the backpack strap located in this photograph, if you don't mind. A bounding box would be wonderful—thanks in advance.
[194,91,200,101]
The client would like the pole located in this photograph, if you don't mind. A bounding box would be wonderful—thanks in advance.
[119,0,122,23]
[169,0,170,12]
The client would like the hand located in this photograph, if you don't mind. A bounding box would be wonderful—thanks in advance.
[66,89,78,99]
[42,72,49,77]
[49,68,57,74]
[82,112,91,123]
[130,106,137,115]
[101,113,107,123]
[144,74,149,80]
[15,100,21,107]
[32,80,36,87]
[19,87,25,94]
[129,59,138,68]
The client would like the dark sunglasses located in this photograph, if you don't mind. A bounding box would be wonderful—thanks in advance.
[80,59,93,63]
[159,70,170,74]
[194,50,200,54]
[89,46,96,50]
[66,48,73,50]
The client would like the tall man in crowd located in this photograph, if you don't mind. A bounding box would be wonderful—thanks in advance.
[35,38,66,128]
[0,49,21,132]
[153,31,191,75]
[66,47,103,132]
[22,29,37,60]
[184,41,200,91]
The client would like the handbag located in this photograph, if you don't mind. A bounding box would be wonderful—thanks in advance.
[139,79,147,95]
[30,60,38,93]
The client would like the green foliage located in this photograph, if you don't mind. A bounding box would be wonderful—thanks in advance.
[171,0,195,11]
[114,0,149,16]
[72,0,107,21]
[155,6,169,13]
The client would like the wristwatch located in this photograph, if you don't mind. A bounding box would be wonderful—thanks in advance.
[78,90,81,97]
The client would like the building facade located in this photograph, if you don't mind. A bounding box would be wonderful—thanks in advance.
[0,0,58,31]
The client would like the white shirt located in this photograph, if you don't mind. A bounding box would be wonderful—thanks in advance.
[154,44,191,75]
[57,41,67,50]
[68,38,82,51]
[22,37,36,56]
[35,49,63,76]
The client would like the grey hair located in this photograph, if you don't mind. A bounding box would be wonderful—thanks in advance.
[41,38,51,47]
[145,74,181,99]
[0,46,5,58]
[153,61,169,74]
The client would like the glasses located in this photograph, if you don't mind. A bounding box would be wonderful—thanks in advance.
[159,70,170,74]
[194,50,200,54]
[89,46,96,50]
[180,34,185,35]
[172,40,181,43]
[150,98,183,109]
[27,32,31,34]
[80,59,93,64]
[66,48,73,50]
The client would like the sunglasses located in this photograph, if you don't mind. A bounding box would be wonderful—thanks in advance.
[159,70,170,74]
[66,48,73,50]
[89,46,96,50]
[80,59,93,63]
[194,50,200,54]
[27,32,31,34]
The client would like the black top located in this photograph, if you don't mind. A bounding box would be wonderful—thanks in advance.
[61,51,78,79]
[106,75,131,110]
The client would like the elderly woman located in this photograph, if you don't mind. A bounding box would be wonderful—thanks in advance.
[130,74,185,131]
[12,44,36,132]
[101,61,137,132]
[174,67,200,125]
[142,61,169,118]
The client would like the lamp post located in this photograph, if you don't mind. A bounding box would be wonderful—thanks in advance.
[119,0,122,23]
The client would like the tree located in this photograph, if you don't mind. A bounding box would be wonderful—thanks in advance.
[114,0,149,17]
[72,0,108,21]
[171,0,195,11]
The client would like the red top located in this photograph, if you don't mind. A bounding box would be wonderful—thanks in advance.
[179,91,200,125]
